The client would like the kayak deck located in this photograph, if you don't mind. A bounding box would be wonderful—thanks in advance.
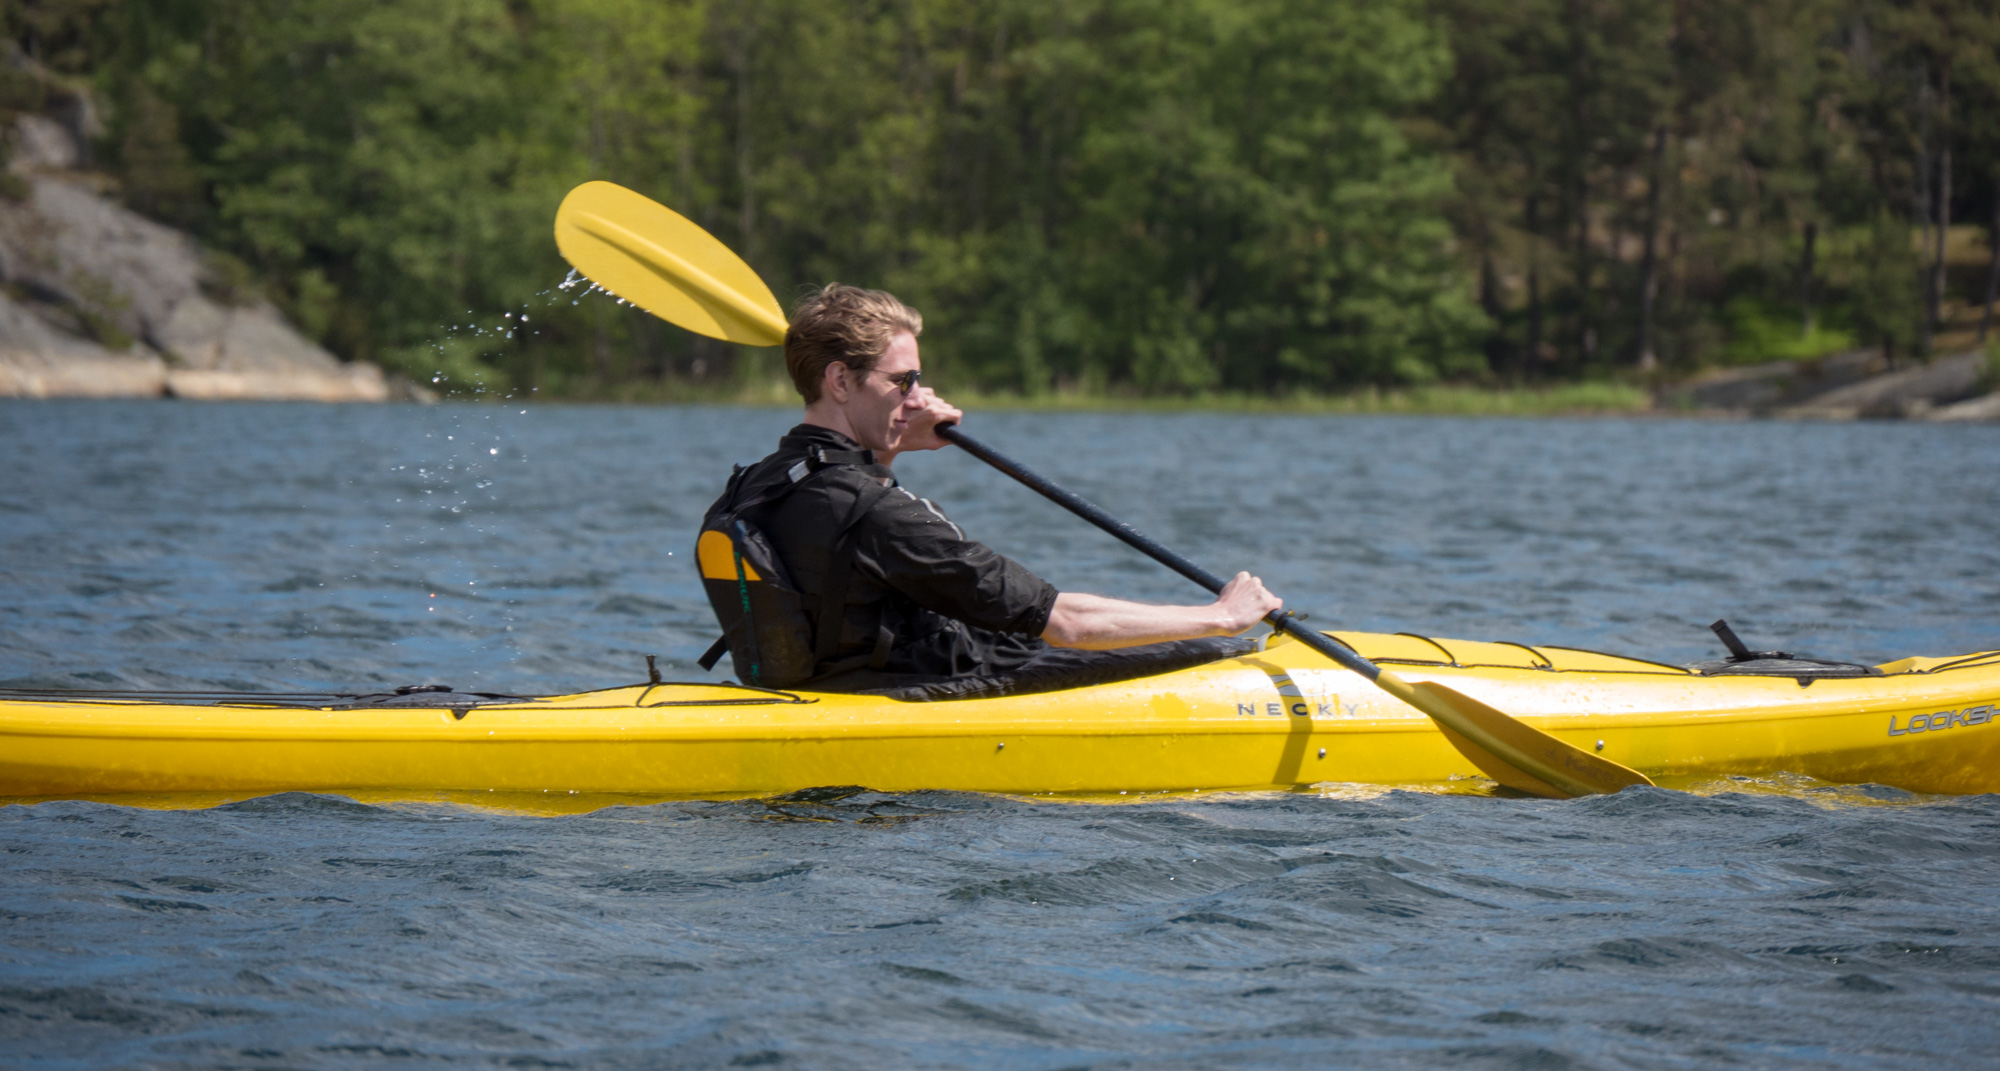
[4,632,1998,801]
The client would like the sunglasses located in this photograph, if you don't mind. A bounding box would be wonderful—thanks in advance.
[871,368,922,396]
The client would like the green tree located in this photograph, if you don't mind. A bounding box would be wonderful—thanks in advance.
[36,0,1998,394]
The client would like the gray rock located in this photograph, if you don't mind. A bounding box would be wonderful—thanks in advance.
[1925,391,2000,423]
[4,43,102,166]
[1665,348,1886,415]
[0,288,165,396]
[12,114,79,170]
[1776,350,1989,420]
[165,364,389,402]
[0,114,396,402]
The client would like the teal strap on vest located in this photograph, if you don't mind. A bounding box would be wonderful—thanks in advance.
[731,527,761,684]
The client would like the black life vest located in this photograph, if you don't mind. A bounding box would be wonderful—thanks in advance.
[695,445,890,687]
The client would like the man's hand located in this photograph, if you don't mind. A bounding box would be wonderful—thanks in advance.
[884,386,963,461]
[1212,571,1282,633]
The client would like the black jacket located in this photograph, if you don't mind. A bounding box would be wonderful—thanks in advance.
[727,424,1058,683]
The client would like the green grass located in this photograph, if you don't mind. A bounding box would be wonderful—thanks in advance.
[953,382,1653,416]
[1721,296,1857,365]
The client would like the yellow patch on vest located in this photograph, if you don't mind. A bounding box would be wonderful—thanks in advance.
[697,529,760,581]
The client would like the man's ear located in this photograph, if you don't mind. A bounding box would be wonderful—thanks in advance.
[822,361,850,404]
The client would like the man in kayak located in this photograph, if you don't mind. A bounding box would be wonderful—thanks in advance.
[700,283,1280,695]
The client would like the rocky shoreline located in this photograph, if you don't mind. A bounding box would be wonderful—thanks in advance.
[1659,346,1998,422]
[0,105,422,403]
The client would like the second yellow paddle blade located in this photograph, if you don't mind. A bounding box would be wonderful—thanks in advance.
[554,181,788,347]
[1402,679,1653,798]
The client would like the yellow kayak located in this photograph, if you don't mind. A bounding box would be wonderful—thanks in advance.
[3,630,1996,804]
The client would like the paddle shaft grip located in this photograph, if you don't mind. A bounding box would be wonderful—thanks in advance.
[937,425,1381,682]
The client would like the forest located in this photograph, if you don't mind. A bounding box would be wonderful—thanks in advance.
[7,0,1999,398]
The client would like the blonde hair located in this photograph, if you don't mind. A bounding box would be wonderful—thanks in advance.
[784,284,923,403]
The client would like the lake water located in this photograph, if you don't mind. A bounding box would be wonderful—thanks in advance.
[3,400,1998,1068]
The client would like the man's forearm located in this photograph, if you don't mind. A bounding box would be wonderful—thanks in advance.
[1039,592,1236,650]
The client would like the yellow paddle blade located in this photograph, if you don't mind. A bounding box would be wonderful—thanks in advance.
[1374,673,1653,798]
[553,181,788,347]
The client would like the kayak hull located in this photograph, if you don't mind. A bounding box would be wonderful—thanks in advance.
[5,632,1998,801]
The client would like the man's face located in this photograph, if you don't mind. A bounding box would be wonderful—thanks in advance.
[843,330,923,454]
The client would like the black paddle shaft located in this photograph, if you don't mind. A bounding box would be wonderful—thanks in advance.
[936,424,1381,682]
